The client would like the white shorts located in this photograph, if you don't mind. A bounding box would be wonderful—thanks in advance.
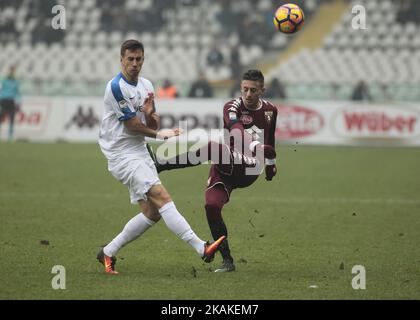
[108,149,161,204]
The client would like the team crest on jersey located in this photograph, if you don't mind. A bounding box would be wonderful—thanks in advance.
[118,100,128,109]
[229,112,237,120]
[240,114,253,125]
[265,111,273,123]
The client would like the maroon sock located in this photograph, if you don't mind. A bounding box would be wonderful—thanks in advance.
[205,186,233,262]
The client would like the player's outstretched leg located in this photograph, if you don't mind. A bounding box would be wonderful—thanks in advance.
[205,185,236,272]
[147,185,226,261]
[154,141,231,173]
[157,201,226,261]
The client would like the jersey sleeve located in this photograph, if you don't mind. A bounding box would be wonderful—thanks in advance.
[106,79,137,121]
[223,99,242,128]
[267,106,277,148]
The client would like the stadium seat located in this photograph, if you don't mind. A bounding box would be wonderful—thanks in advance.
[1,0,418,100]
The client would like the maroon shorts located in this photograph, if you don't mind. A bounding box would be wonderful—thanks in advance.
[206,163,260,201]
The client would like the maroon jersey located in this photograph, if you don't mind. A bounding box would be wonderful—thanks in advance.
[207,97,277,197]
[223,97,277,149]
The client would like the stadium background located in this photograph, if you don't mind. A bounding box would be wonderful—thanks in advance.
[1,0,419,300]
[1,0,420,144]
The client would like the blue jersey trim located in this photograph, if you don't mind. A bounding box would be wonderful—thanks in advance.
[118,112,137,121]
[110,73,124,102]
[111,73,137,121]
[120,72,138,86]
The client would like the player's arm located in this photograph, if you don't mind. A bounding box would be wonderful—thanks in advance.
[124,116,159,138]
[110,87,176,139]
[223,100,244,148]
[145,108,160,130]
[223,100,242,130]
[267,107,277,149]
[264,107,278,181]
[124,95,180,139]
[124,116,182,140]
[142,93,160,130]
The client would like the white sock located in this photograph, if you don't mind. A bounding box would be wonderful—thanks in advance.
[159,201,205,256]
[103,213,155,257]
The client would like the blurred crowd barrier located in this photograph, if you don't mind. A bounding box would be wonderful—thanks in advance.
[2,97,419,146]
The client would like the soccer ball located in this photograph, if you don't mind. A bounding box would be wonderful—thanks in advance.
[273,3,305,34]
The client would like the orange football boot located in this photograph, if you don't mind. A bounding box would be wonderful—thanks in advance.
[202,235,226,263]
[97,248,119,275]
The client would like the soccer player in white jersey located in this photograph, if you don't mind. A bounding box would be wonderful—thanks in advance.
[97,40,225,274]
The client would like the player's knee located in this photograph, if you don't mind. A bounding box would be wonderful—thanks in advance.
[205,204,222,221]
[147,185,172,208]
[205,199,224,221]
[144,207,161,222]
[139,200,162,222]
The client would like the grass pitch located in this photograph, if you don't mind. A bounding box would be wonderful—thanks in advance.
[0,142,419,299]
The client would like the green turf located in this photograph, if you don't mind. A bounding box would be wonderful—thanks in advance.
[0,142,419,299]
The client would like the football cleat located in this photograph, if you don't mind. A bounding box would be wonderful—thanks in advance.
[202,235,226,263]
[97,248,119,275]
[215,260,236,273]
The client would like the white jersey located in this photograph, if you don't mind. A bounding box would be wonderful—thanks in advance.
[98,72,155,160]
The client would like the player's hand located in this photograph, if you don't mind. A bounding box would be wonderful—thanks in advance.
[157,128,184,140]
[142,92,155,116]
[252,143,276,159]
[265,164,277,181]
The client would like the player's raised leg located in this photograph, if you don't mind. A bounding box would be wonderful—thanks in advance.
[205,185,236,272]
[155,141,232,173]
[147,184,225,262]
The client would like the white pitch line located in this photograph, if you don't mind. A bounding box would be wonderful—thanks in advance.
[0,193,419,205]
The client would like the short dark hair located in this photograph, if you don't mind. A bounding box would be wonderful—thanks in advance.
[120,40,144,57]
[242,69,264,85]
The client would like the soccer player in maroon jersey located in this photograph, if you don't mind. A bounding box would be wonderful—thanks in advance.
[154,70,278,272]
